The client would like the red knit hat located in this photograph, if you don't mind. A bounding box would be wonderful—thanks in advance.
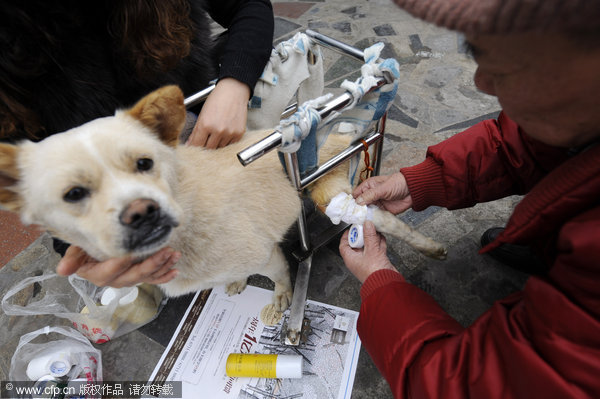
[392,0,600,35]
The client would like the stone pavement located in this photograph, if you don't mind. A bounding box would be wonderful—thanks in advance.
[0,1,530,397]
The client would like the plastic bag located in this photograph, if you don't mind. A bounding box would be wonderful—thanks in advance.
[2,272,165,343]
[9,325,102,385]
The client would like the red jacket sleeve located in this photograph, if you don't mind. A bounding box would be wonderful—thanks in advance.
[358,266,600,399]
[400,112,568,211]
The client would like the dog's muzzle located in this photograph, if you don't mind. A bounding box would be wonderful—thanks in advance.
[120,198,178,251]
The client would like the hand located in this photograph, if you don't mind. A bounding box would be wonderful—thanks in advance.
[353,172,412,215]
[56,245,180,288]
[339,221,398,283]
[186,78,251,148]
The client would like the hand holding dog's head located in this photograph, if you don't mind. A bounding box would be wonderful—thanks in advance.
[0,85,187,260]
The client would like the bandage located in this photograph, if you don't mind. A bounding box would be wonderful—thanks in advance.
[348,224,365,248]
[325,193,375,225]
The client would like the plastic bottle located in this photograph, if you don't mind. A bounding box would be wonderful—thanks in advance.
[226,354,302,379]
[26,351,73,381]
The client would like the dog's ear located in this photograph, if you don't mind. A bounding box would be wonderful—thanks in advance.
[0,143,23,211]
[125,85,186,146]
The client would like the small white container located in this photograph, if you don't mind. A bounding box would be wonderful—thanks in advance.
[348,224,364,248]
[26,351,73,381]
[100,286,139,306]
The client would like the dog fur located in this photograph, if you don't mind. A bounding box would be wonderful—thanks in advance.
[0,85,447,311]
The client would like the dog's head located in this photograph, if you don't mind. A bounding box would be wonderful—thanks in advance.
[0,85,187,260]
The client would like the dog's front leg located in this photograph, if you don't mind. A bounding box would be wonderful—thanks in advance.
[225,279,248,296]
[262,246,293,311]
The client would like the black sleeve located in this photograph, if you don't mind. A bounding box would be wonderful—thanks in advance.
[205,0,274,91]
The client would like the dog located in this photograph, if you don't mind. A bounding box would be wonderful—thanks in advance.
[0,86,446,311]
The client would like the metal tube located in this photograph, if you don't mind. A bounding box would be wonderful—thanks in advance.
[305,29,365,61]
[373,113,387,176]
[237,131,283,166]
[284,153,311,253]
[299,131,384,188]
[234,103,298,165]
[281,102,298,119]
[284,254,312,346]
[236,78,386,166]
[183,83,215,108]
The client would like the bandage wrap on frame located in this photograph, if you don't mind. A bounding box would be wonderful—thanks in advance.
[276,41,400,179]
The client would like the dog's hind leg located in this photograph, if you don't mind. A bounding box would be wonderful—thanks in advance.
[263,246,293,311]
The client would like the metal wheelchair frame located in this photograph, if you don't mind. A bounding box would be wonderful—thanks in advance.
[184,30,387,346]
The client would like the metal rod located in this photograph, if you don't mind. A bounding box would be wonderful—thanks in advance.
[234,102,298,165]
[305,29,365,61]
[281,102,298,119]
[237,78,386,166]
[299,131,384,188]
[285,254,312,346]
[284,153,311,253]
[373,112,387,176]
[237,132,282,165]
[183,83,215,108]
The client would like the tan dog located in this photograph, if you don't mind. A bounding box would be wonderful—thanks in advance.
[0,86,446,311]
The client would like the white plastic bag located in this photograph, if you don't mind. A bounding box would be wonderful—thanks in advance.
[2,273,165,343]
[9,325,102,384]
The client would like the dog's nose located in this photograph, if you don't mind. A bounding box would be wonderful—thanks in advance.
[120,199,160,228]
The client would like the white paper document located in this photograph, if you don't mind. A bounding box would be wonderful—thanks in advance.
[149,285,361,399]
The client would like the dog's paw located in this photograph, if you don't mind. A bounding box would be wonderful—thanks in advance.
[225,279,248,296]
[272,286,293,312]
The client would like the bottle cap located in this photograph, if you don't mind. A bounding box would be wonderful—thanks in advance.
[101,286,139,306]
[48,352,73,377]
[275,355,303,379]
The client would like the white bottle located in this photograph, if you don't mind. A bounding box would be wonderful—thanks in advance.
[26,351,73,381]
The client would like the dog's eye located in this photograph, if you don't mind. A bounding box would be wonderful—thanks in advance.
[136,158,154,172]
[63,187,89,203]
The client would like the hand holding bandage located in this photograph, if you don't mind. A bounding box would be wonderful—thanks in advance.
[339,221,399,284]
[325,189,448,260]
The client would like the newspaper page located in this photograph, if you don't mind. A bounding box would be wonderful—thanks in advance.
[149,285,361,399]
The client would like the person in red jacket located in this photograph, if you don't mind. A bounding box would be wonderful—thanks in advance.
[339,1,600,398]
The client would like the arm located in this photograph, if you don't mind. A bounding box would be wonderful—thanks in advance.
[206,0,274,91]
[345,227,600,398]
[187,0,273,148]
[358,265,600,398]
[401,112,569,210]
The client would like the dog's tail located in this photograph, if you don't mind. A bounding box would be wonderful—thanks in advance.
[371,207,447,260]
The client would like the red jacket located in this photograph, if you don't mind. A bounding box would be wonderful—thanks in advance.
[358,112,600,398]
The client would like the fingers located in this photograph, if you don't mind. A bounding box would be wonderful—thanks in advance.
[56,245,95,276]
[204,130,242,149]
[354,175,388,205]
[187,123,243,149]
[362,221,385,251]
[338,230,354,258]
[339,222,397,283]
[110,248,181,288]
[187,125,209,147]
[70,247,180,288]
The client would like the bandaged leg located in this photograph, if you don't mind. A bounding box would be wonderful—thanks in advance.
[325,193,447,260]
